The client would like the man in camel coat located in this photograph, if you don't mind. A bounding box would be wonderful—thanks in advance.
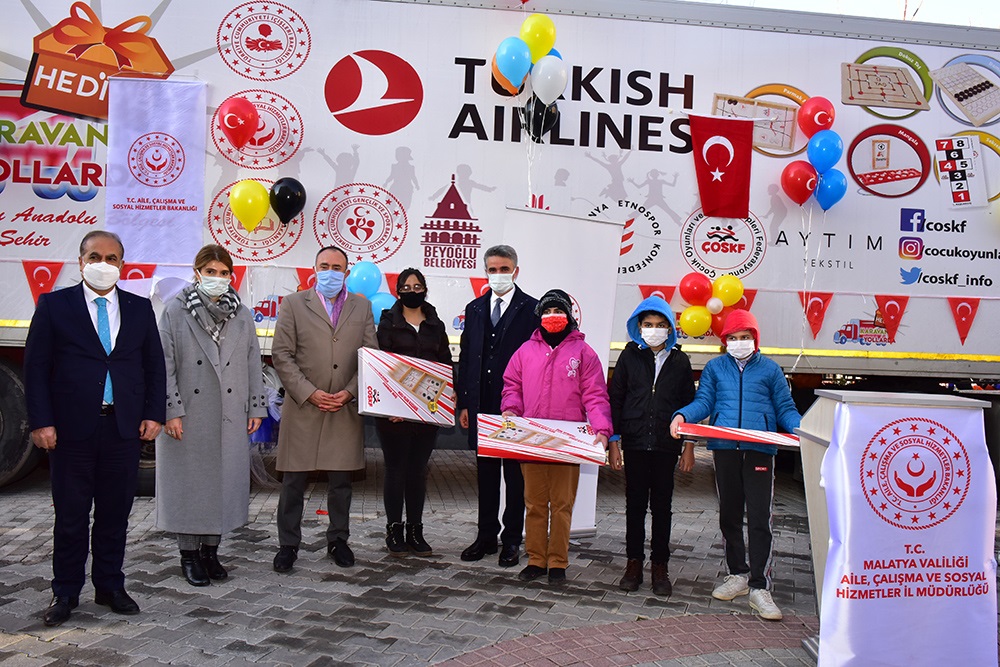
[271,246,377,571]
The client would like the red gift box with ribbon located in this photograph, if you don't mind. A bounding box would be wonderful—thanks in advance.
[21,2,174,120]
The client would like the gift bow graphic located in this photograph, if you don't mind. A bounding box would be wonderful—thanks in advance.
[52,2,155,70]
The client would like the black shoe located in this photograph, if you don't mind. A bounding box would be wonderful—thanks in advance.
[43,595,78,626]
[199,545,228,581]
[548,567,567,584]
[517,565,547,582]
[180,550,211,586]
[273,545,298,573]
[405,522,432,557]
[460,536,498,562]
[386,522,407,557]
[498,543,520,567]
[95,589,140,615]
[651,562,672,597]
[619,558,643,592]
[329,539,355,568]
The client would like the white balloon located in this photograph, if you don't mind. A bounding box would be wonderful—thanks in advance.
[530,55,568,106]
[706,297,724,314]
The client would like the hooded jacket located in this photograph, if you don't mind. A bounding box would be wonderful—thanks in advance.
[609,297,695,454]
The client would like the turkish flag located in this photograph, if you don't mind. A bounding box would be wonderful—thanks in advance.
[732,288,757,311]
[638,284,676,303]
[874,295,909,343]
[384,272,400,297]
[121,263,156,280]
[296,267,316,292]
[689,114,754,218]
[947,297,980,345]
[231,265,247,292]
[469,277,490,298]
[22,261,63,304]
[798,291,834,339]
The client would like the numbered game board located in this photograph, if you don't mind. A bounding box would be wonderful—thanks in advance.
[841,62,928,110]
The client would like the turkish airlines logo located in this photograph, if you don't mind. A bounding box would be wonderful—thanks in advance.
[324,50,423,136]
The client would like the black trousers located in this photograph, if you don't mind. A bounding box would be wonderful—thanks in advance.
[713,449,775,590]
[624,449,679,564]
[277,470,352,546]
[48,413,140,597]
[476,456,525,546]
[376,420,437,524]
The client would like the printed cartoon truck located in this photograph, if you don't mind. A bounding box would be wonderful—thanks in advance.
[833,312,889,346]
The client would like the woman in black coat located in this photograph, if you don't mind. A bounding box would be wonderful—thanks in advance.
[376,268,453,557]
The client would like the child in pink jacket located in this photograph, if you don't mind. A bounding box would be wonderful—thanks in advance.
[501,289,613,584]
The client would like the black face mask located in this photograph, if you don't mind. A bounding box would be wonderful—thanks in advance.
[399,291,426,309]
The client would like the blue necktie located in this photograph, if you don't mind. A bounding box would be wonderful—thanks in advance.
[491,298,502,327]
[96,296,113,404]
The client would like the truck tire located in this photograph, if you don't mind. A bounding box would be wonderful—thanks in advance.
[0,359,41,488]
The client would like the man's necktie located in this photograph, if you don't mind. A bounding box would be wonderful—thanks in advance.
[96,297,113,404]
[491,298,501,327]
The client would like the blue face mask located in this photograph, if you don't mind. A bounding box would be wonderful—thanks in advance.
[315,269,345,298]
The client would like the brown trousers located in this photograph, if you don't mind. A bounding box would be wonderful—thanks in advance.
[520,462,581,569]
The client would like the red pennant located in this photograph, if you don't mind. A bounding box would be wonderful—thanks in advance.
[385,272,400,298]
[798,292,834,339]
[874,295,909,343]
[732,288,757,311]
[469,277,490,298]
[231,265,247,292]
[296,268,316,292]
[638,284,676,303]
[22,260,63,304]
[689,114,754,218]
[121,263,156,280]
[947,297,980,346]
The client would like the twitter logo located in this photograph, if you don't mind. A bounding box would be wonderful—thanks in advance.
[900,267,921,285]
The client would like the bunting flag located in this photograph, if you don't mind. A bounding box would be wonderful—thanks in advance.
[638,284,676,303]
[22,260,62,304]
[469,276,490,298]
[231,265,247,292]
[384,272,400,297]
[689,114,754,218]
[874,295,909,343]
[121,263,157,280]
[733,288,757,311]
[947,297,980,345]
[798,291,834,339]
[296,267,316,291]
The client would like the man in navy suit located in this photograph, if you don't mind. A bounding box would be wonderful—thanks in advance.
[456,245,539,567]
[24,231,166,626]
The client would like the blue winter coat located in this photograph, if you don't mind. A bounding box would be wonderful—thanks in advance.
[674,352,800,456]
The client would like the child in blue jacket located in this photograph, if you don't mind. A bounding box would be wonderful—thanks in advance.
[670,309,800,621]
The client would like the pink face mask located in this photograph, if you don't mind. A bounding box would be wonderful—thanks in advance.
[541,312,568,333]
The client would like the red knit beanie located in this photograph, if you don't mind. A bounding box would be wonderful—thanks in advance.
[720,309,760,351]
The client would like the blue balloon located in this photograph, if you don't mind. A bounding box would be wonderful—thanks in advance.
[495,37,532,88]
[807,130,843,174]
[369,291,397,325]
[345,261,382,298]
[547,48,562,60]
[814,169,847,211]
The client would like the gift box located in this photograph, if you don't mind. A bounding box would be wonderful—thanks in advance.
[675,422,800,449]
[21,2,174,120]
[477,414,607,466]
[357,347,455,426]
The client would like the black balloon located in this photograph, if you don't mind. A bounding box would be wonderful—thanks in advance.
[269,177,306,225]
[521,94,559,143]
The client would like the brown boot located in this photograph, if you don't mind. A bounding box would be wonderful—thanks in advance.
[618,558,643,591]
[651,562,672,597]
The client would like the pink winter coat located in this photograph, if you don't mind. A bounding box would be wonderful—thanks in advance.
[501,329,613,437]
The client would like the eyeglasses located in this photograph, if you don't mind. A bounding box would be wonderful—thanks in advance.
[398,285,426,294]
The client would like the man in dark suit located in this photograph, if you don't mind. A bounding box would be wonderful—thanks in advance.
[24,231,166,626]
[456,245,539,567]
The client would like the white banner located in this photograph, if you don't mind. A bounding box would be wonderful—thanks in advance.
[819,403,997,666]
[105,78,206,264]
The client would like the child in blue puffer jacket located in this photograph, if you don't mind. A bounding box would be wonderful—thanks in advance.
[669,309,799,622]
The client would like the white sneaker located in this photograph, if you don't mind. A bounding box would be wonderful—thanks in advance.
[749,588,783,621]
[711,573,750,600]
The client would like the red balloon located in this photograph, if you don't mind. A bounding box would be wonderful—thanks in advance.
[678,272,712,306]
[797,96,835,138]
[781,160,818,206]
[217,96,259,149]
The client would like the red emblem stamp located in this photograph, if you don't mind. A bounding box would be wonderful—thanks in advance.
[128,133,184,187]
[208,180,301,262]
[211,89,302,169]
[860,417,970,530]
[313,183,407,263]
[217,2,310,81]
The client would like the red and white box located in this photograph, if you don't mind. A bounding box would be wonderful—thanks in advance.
[676,422,800,449]
[357,347,455,426]
[477,414,607,466]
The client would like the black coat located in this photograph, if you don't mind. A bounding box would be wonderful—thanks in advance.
[609,342,695,455]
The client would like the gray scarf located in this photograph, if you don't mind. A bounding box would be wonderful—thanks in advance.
[181,284,240,344]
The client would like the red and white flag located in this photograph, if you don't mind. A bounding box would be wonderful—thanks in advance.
[22,260,62,304]
[689,114,754,218]
[947,297,980,345]
[874,294,908,343]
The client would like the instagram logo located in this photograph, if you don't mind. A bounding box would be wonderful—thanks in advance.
[898,237,924,260]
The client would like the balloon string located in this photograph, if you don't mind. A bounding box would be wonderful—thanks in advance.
[790,204,812,373]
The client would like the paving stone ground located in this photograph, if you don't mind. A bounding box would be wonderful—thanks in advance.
[0,441,973,666]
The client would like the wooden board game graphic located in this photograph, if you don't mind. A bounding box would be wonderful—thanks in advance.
[841,62,928,110]
[930,63,1000,127]
[477,414,607,466]
[358,347,455,426]
[711,93,798,151]
[390,363,447,411]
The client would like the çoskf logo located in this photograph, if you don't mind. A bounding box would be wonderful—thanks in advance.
[367,387,380,407]
[128,132,184,187]
[681,208,766,278]
[217,2,311,81]
[861,417,970,530]
[325,51,423,136]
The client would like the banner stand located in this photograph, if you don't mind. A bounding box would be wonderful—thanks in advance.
[796,389,995,665]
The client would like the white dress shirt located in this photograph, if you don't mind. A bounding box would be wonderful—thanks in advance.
[82,282,121,350]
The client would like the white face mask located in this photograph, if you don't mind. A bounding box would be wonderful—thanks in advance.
[82,261,120,291]
[727,339,755,360]
[488,273,514,295]
[640,328,670,348]
[197,272,231,298]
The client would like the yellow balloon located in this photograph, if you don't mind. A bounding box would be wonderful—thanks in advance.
[712,274,744,308]
[679,305,712,337]
[229,179,270,232]
[519,14,556,63]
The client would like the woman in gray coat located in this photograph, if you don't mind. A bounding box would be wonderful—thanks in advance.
[155,245,267,586]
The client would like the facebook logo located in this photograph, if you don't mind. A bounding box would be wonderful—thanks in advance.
[900,208,925,232]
